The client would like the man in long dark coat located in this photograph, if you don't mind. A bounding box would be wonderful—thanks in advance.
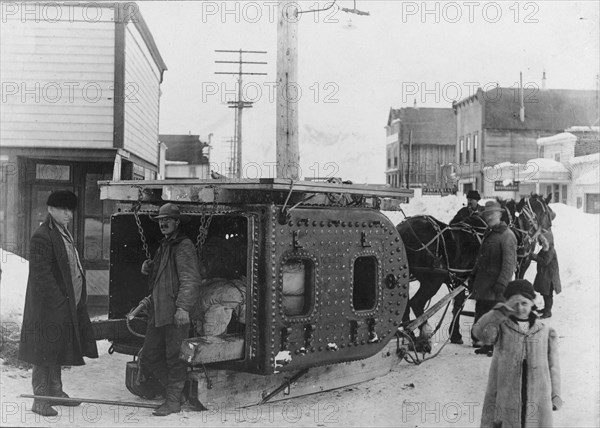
[138,203,201,416]
[470,200,517,355]
[19,190,98,416]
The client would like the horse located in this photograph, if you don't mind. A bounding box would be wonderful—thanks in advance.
[396,194,554,345]
[513,194,555,278]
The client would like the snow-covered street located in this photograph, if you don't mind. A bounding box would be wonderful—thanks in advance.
[1,196,598,427]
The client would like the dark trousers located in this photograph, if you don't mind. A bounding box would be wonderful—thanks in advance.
[449,289,466,341]
[32,364,63,397]
[472,300,497,342]
[542,294,554,314]
[140,315,189,399]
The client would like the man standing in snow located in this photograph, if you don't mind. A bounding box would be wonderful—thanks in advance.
[469,200,517,356]
[19,190,98,416]
[138,203,201,416]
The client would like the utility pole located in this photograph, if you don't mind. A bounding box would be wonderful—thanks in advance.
[215,49,267,179]
[276,1,299,179]
[406,129,412,189]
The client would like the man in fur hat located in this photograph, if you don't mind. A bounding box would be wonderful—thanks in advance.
[137,203,201,416]
[19,190,98,416]
[450,190,483,225]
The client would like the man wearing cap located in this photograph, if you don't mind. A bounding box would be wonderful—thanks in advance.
[469,200,517,355]
[450,190,483,225]
[19,190,98,416]
[138,203,201,416]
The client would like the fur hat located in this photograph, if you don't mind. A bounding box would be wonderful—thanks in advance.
[466,190,481,200]
[504,279,536,301]
[151,203,190,223]
[482,200,503,214]
[47,190,77,210]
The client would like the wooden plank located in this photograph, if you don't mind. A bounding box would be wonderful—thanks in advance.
[188,340,399,409]
[98,179,414,201]
[180,336,245,365]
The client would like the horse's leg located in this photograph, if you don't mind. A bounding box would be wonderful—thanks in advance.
[409,274,444,321]
[449,289,466,343]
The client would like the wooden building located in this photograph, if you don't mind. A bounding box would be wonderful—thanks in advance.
[452,87,598,197]
[385,106,456,191]
[159,134,211,179]
[476,127,599,213]
[0,3,167,310]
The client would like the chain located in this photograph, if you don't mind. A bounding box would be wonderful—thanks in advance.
[132,201,151,260]
[195,186,220,251]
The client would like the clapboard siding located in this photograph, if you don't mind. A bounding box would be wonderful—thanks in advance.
[483,129,549,164]
[123,23,161,165]
[0,11,115,149]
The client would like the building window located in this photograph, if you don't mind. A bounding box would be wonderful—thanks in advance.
[577,196,582,208]
[84,172,114,261]
[394,156,398,167]
[352,256,378,311]
[281,258,314,317]
[35,164,70,181]
[554,153,561,162]
[473,133,478,162]
[459,138,464,164]
[466,136,471,163]
[387,158,391,168]
[561,185,567,204]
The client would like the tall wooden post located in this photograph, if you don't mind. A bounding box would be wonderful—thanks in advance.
[276,1,299,179]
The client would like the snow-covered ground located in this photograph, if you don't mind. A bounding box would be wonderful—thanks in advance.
[1,195,598,427]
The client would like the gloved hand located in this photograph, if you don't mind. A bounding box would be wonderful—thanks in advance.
[494,302,515,317]
[552,395,563,411]
[128,295,151,320]
[174,308,190,327]
[141,259,154,275]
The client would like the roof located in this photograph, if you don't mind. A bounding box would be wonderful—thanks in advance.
[456,88,598,131]
[128,5,168,83]
[159,135,209,164]
[388,107,456,146]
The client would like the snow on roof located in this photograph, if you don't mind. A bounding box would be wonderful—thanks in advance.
[484,158,569,173]
[570,152,600,166]
[525,158,570,173]
[536,132,577,146]
[566,126,600,132]
[165,160,189,165]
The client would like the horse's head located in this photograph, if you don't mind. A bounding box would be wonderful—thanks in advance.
[517,193,554,233]
[495,197,515,226]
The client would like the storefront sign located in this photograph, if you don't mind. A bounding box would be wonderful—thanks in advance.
[494,181,520,191]
[422,187,457,196]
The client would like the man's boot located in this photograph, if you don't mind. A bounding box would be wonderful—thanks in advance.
[541,294,553,319]
[152,381,184,416]
[31,365,58,417]
[48,365,81,406]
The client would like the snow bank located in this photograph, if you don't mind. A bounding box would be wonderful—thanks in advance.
[549,203,600,291]
[0,249,29,325]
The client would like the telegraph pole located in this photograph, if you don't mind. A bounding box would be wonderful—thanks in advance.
[215,49,267,179]
[276,1,299,179]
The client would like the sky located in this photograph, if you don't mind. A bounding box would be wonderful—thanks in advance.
[137,1,600,183]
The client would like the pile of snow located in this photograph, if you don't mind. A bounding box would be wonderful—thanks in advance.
[0,249,29,325]
[549,203,600,291]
